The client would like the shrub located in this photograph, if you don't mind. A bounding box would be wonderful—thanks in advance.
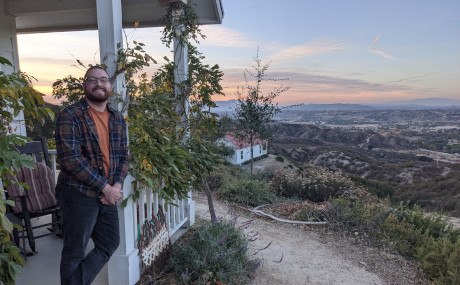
[251,170,274,183]
[379,203,460,283]
[348,175,394,198]
[295,203,328,222]
[386,203,459,244]
[169,220,260,284]
[416,238,460,284]
[321,198,390,235]
[207,164,248,192]
[270,168,358,203]
[218,179,275,206]
[275,156,284,162]
[241,153,269,165]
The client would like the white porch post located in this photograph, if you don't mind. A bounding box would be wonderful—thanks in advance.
[172,2,195,228]
[0,4,26,136]
[96,1,139,285]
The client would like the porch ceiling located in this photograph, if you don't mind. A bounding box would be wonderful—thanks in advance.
[2,0,223,34]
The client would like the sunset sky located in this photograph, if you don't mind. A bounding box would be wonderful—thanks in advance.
[17,0,460,105]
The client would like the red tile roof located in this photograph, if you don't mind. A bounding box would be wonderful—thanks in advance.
[225,132,267,149]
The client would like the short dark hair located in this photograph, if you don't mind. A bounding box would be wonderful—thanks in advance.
[84,66,109,79]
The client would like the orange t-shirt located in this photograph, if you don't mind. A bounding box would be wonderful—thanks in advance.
[89,107,110,179]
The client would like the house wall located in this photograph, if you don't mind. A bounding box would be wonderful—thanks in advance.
[0,6,26,136]
[218,138,268,165]
[235,143,267,165]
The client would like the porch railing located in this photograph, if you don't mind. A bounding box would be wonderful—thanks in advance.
[48,150,193,239]
[48,150,195,285]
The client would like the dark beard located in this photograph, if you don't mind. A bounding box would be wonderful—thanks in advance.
[85,89,110,103]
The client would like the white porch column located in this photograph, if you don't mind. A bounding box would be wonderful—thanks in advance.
[96,1,139,285]
[0,4,26,136]
[172,2,195,228]
[173,5,190,140]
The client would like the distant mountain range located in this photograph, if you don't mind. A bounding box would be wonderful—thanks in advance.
[211,98,460,114]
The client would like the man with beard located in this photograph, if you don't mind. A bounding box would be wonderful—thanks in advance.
[55,66,129,285]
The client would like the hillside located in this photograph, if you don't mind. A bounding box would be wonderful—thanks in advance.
[268,122,460,217]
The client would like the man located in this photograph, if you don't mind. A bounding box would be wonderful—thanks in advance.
[55,66,129,285]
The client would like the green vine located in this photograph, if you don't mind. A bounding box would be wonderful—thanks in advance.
[0,56,54,284]
[52,3,227,204]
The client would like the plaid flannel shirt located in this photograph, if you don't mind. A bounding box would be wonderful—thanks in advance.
[55,98,129,197]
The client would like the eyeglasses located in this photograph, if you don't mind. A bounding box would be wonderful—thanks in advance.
[85,77,110,84]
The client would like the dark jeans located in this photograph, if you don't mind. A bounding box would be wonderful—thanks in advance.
[58,188,120,285]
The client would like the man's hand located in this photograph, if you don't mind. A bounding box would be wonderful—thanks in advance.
[100,184,122,205]
[113,182,123,191]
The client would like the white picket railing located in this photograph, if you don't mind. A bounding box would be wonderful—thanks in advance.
[48,149,194,241]
[134,186,192,241]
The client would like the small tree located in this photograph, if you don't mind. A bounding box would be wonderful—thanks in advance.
[234,49,289,175]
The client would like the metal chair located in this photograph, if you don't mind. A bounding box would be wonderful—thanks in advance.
[5,137,61,257]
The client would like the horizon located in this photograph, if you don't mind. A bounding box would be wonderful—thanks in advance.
[16,0,460,105]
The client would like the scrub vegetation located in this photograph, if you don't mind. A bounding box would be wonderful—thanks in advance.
[206,158,460,284]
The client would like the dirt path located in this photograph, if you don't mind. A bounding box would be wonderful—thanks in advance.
[194,191,428,285]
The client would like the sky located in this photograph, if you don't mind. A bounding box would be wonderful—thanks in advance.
[17,0,460,105]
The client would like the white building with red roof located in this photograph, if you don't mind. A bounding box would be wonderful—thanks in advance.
[218,132,268,165]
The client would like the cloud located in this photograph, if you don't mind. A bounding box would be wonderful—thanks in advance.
[269,39,346,61]
[199,26,256,48]
[369,34,393,59]
[220,67,411,97]
[390,72,441,83]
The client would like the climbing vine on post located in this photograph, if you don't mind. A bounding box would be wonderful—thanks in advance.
[52,3,227,209]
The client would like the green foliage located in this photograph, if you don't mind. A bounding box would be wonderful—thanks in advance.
[218,179,275,207]
[241,153,268,165]
[294,204,328,223]
[348,175,394,198]
[234,49,289,175]
[0,56,53,284]
[52,3,226,205]
[206,164,247,192]
[52,75,84,106]
[169,220,260,284]
[0,239,24,285]
[25,102,62,141]
[393,171,460,218]
[302,198,390,235]
[275,156,284,163]
[270,168,358,202]
[378,203,460,283]
[128,89,193,201]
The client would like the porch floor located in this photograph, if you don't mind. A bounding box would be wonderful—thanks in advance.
[14,213,188,285]
[15,214,109,285]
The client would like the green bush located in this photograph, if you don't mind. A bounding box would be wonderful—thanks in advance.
[251,170,274,183]
[378,203,460,283]
[218,179,275,206]
[295,204,328,222]
[275,156,284,162]
[241,153,269,165]
[386,203,459,244]
[270,168,358,202]
[169,220,260,284]
[348,175,394,198]
[207,164,248,192]
[416,238,460,284]
[322,198,390,235]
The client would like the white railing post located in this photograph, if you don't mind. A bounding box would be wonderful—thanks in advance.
[49,150,57,184]
[108,175,140,285]
[185,190,195,228]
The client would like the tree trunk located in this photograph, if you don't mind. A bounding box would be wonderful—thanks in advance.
[202,181,217,222]
[250,135,254,176]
